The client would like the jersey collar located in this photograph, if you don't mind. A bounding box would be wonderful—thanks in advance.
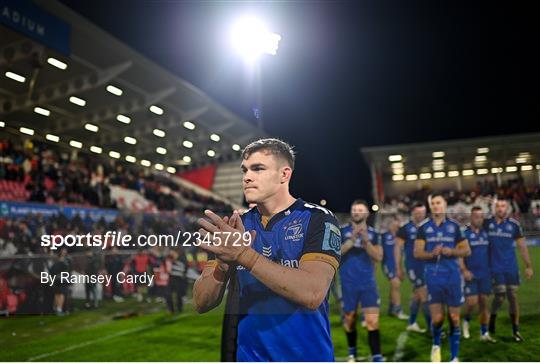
[255,198,303,231]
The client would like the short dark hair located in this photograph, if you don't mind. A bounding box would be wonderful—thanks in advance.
[471,206,483,213]
[411,202,425,210]
[429,192,445,201]
[241,138,295,169]
[351,199,369,208]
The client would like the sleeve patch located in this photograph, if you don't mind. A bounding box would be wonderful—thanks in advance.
[322,222,342,254]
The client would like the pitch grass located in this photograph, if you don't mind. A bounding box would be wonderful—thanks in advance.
[1,248,539,361]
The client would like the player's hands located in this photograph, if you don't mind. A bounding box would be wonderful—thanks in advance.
[524,267,533,279]
[462,269,473,281]
[441,247,454,257]
[198,210,256,264]
[431,244,443,257]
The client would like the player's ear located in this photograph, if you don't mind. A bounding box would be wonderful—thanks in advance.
[280,165,292,184]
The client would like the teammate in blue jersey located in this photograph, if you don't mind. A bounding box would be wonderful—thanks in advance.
[395,202,431,333]
[192,139,341,362]
[414,193,471,362]
[381,217,408,320]
[485,199,533,342]
[459,206,496,342]
[340,200,383,362]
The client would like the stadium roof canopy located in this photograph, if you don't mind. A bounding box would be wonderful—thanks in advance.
[361,132,540,180]
[0,0,265,172]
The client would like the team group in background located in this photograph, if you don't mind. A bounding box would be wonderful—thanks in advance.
[339,196,534,362]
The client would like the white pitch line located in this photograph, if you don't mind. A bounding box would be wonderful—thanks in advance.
[27,314,190,362]
[392,331,409,362]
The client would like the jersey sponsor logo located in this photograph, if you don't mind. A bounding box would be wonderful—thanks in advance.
[285,223,304,241]
[280,258,299,268]
[322,222,341,254]
[506,224,513,232]
[447,225,455,233]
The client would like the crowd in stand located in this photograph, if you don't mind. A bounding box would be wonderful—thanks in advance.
[0,138,232,213]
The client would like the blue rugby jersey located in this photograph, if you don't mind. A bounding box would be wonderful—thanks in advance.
[463,226,490,278]
[235,199,341,362]
[484,217,524,273]
[396,221,425,271]
[416,218,466,276]
[381,231,397,272]
[339,224,379,285]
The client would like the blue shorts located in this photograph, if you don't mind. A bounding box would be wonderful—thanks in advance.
[492,271,520,289]
[383,264,396,280]
[406,265,426,288]
[464,276,492,296]
[426,273,464,307]
[341,281,380,312]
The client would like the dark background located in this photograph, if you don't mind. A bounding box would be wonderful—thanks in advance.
[59,0,540,212]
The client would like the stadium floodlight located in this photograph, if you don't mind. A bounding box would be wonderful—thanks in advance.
[518,152,530,157]
[141,159,151,167]
[432,151,445,158]
[506,166,518,172]
[156,147,167,155]
[5,71,25,83]
[90,146,103,154]
[230,16,281,61]
[84,123,99,132]
[232,144,241,151]
[521,165,533,171]
[149,105,164,115]
[433,164,445,171]
[491,167,503,174]
[320,199,327,206]
[45,134,60,142]
[183,121,196,130]
[371,205,379,212]
[477,147,489,154]
[124,136,137,145]
[155,163,164,171]
[405,174,418,181]
[183,155,192,163]
[536,165,540,170]
[166,166,176,174]
[434,172,446,178]
[19,127,34,136]
[106,85,123,96]
[432,159,445,165]
[125,155,136,163]
[420,173,432,180]
[69,96,86,107]
[34,106,50,116]
[207,150,216,157]
[0,121,5,128]
[182,140,193,148]
[462,169,475,176]
[448,170,460,177]
[393,168,404,175]
[391,162,404,168]
[116,114,131,124]
[477,169,489,175]
[210,133,221,142]
[69,140,82,149]
[153,128,166,137]
[109,151,121,159]
[515,157,527,164]
[392,174,404,181]
[475,155,487,162]
[388,154,402,162]
[47,57,67,70]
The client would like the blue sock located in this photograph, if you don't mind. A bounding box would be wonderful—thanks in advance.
[450,326,461,360]
[422,303,432,329]
[409,300,419,325]
[512,324,520,335]
[432,324,443,346]
[481,324,487,335]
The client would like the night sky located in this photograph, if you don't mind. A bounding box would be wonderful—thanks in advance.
[59,1,539,212]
